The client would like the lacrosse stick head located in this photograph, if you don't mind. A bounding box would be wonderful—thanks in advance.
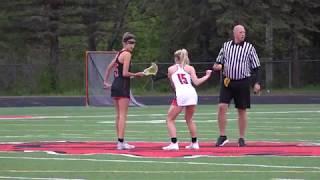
[143,63,158,76]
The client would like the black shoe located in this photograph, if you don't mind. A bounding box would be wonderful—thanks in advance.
[238,138,246,147]
[215,136,229,147]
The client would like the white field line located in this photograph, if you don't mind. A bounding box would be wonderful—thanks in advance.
[0,121,314,127]
[0,127,303,132]
[0,136,317,142]
[0,130,112,132]
[272,179,305,180]
[2,138,316,143]
[1,118,317,124]
[0,170,319,174]
[0,156,319,170]
[97,119,226,124]
[0,176,85,180]
[251,122,314,124]
[0,137,283,141]
[0,135,93,139]
[0,136,210,140]
[99,119,318,124]
[0,110,319,120]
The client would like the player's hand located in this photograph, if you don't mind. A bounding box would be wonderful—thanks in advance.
[253,83,261,94]
[135,72,145,77]
[205,70,213,76]
[103,82,111,89]
[213,63,223,71]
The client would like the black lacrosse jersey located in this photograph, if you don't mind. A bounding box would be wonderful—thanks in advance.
[111,50,131,98]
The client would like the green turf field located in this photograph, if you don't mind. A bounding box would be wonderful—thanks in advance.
[0,104,319,180]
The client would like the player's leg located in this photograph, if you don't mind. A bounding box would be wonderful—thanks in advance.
[113,98,120,139]
[167,104,182,138]
[184,105,197,138]
[184,105,199,149]
[117,97,129,138]
[117,97,134,150]
[163,101,183,150]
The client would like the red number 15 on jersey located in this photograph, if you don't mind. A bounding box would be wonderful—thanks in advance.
[177,73,188,84]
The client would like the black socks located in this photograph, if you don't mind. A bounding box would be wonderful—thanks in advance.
[171,137,177,143]
[191,137,197,143]
[170,137,197,143]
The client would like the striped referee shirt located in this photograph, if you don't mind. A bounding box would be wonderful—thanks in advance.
[216,40,260,80]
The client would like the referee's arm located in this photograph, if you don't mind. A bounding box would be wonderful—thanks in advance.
[213,47,224,71]
[249,46,261,85]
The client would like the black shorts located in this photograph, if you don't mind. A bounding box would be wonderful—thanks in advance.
[111,78,130,98]
[219,77,251,109]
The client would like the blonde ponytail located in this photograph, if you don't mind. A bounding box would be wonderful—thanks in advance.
[174,48,190,66]
[180,49,190,66]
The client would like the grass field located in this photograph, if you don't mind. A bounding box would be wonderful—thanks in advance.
[0,104,320,180]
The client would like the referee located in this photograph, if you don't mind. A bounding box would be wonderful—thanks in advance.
[213,24,261,147]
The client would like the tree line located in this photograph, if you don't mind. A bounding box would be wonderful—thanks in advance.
[0,0,319,95]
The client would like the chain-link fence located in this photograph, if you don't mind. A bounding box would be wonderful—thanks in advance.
[0,63,84,95]
[132,60,320,93]
[0,60,320,95]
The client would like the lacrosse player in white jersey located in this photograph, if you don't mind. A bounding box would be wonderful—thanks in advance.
[163,49,212,150]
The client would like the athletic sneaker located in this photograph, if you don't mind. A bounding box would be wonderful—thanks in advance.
[117,142,135,150]
[238,138,246,147]
[215,136,229,147]
[162,142,179,150]
[185,142,200,150]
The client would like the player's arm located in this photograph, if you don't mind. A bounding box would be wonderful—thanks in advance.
[122,52,144,77]
[189,66,212,86]
[103,56,117,88]
[167,66,175,91]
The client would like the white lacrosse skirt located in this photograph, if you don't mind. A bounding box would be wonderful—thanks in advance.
[175,87,198,106]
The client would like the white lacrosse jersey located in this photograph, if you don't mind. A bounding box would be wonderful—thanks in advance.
[170,64,198,106]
